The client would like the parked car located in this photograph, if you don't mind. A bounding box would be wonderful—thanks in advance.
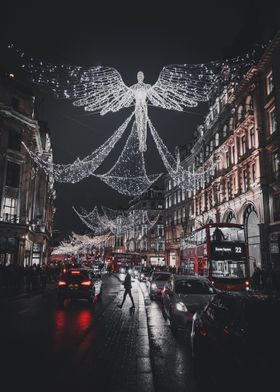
[148,271,171,299]
[132,265,143,279]
[57,269,99,306]
[162,275,217,334]
[191,291,280,391]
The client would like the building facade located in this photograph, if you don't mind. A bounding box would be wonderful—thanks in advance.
[126,187,165,265]
[0,74,56,266]
[164,32,280,274]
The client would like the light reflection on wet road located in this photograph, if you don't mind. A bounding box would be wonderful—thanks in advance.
[140,282,197,392]
[0,275,197,392]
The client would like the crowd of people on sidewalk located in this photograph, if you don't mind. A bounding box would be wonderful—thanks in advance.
[0,263,61,296]
[250,262,280,294]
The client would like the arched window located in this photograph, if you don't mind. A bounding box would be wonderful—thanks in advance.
[237,105,243,121]
[246,95,253,111]
[229,117,234,131]
[225,210,237,223]
[244,204,261,274]
[215,132,219,147]
[223,124,228,138]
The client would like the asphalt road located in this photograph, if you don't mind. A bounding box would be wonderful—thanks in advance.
[0,274,197,392]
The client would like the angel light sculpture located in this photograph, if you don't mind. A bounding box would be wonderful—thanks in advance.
[11,45,258,195]
[11,45,218,151]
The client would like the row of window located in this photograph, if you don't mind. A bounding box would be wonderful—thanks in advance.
[165,188,187,208]
[194,162,258,215]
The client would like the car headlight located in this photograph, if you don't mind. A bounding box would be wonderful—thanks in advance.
[151,283,157,290]
[176,302,188,312]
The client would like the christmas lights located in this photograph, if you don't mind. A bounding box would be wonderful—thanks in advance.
[10,44,262,153]
[148,118,218,190]
[22,113,134,182]
[11,44,263,196]
[95,121,161,195]
[73,204,160,236]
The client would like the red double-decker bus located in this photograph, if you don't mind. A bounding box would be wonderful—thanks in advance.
[110,252,142,272]
[181,223,250,291]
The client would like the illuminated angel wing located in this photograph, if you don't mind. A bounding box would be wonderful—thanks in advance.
[10,45,134,115]
[148,64,216,110]
[68,67,134,115]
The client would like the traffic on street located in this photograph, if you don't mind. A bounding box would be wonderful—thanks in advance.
[1,265,280,392]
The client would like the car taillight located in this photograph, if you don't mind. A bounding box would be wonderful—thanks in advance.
[196,320,207,337]
[245,280,250,286]
[224,326,230,335]
[199,326,207,337]
[81,280,92,286]
[58,280,67,286]
[71,270,81,275]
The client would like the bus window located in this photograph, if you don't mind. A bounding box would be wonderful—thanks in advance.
[212,260,246,278]
[196,230,202,245]
[201,228,206,243]
[210,227,245,242]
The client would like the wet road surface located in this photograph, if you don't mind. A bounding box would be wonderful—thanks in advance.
[0,274,197,392]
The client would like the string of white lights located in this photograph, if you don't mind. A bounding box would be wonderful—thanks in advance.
[73,204,161,236]
[148,118,218,190]
[10,43,264,155]
[95,121,162,196]
[22,113,134,182]
[10,44,264,198]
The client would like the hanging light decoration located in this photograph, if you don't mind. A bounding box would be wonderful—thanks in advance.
[148,118,218,190]
[95,121,162,196]
[10,43,265,196]
[10,43,262,153]
[73,204,161,236]
[22,113,134,182]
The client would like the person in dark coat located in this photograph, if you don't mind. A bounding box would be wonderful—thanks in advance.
[251,262,262,290]
[118,267,135,309]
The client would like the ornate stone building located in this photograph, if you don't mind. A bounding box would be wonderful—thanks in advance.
[164,31,280,273]
[126,187,165,265]
[0,73,55,265]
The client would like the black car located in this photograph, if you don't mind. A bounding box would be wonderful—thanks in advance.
[191,291,280,391]
[162,275,217,333]
[57,269,96,306]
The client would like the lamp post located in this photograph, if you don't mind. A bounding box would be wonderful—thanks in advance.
[157,236,162,266]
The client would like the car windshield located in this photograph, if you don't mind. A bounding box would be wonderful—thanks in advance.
[152,273,170,281]
[175,280,215,294]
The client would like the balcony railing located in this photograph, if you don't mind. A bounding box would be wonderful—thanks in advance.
[0,214,48,232]
[0,214,22,224]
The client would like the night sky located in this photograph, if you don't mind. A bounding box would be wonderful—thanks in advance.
[0,1,279,237]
